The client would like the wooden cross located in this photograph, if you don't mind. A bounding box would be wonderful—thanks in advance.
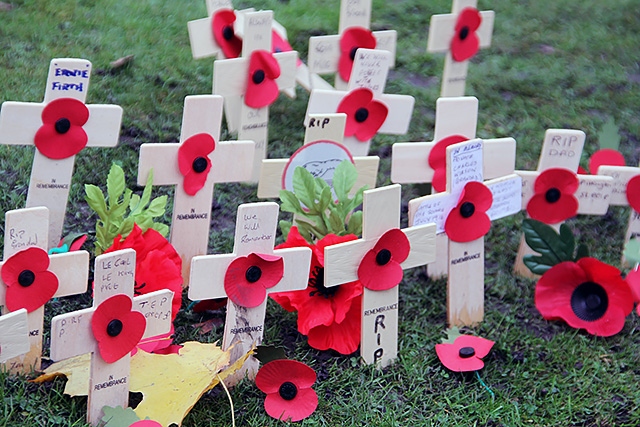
[138,95,254,285]
[0,58,123,248]
[391,96,516,277]
[257,113,379,198]
[189,202,311,381]
[408,139,522,326]
[213,9,297,181]
[598,162,640,265]
[426,0,495,97]
[0,207,89,373]
[308,0,397,90]
[50,249,174,426]
[188,0,235,60]
[305,48,414,157]
[0,309,29,364]
[513,129,614,277]
[323,184,437,367]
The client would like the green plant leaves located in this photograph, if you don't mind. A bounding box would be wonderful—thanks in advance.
[522,219,590,275]
[598,117,620,151]
[624,238,640,265]
[279,160,365,243]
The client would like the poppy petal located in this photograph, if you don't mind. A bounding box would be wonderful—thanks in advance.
[588,149,625,174]
[527,193,578,224]
[357,250,403,291]
[224,253,283,308]
[626,175,640,212]
[41,98,89,125]
[245,50,281,109]
[338,27,376,82]
[256,359,317,394]
[534,168,579,194]
[178,133,215,196]
[428,135,469,193]
[212,9,242,59]
[2,247,59,313]
[435,335,492,372]
[444,181,493,242]
[353,99,388,142]
[264,387,318,422]
[35,98,90,159]
[450,8,482,62]
[307,296,362,354]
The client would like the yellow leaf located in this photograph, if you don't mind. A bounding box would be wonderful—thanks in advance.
[32,353,91,396]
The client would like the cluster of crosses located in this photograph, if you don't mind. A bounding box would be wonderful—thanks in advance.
[0,0,628,424]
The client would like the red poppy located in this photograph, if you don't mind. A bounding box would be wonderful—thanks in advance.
[588,148,625,174]
[444,181,493,242]
[428,134,470,193]
[526,168,579,224]
[336,88,388,142]
[535,257,633,337]
[130,421,162,427]
[255,359,318,422]
[338,26,376,82]
[271,29,303,67]
[357,229,410,291]
[435,335,494,372]
[245,50,281,109]
[224,253,283,308]
[49,233,88,254]
[34,98,89,159]
[212,9,242,59]
[91,294,146,363]
[451,7,482,62]
[1,247,58,313]
[177,133,215,196]
[625,267,640,315]
[271,227,362,354]
[626,175,640,212]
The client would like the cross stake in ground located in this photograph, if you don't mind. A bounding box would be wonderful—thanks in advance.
[324,184,436,367]
[138,95,254,285]
[391,96,516,277]
[514,129,613,277]
[257,113,379,199]
[0,207,89,373]
[50,249,174,426]
[408,139,522,326]
[0,58,123,247]
[189,202,311,382]
[213,9,297,181]
[306,48,414,157]
[427,0,495,97]
[307,0,397,90]
[0,309,29,365]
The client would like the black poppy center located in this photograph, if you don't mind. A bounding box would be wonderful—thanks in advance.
[571,281,608,322]
[459,346,475,358]
[460,201,475,218]
[275,47,283,53]
[222,25,234,41]
[349,46,359,61]
[459,26,470,41]
[545,188,561,203]
[309,266,337,298]
[376,249,392,266]
[278,381,298,401]
[355,108,369,123]
[245,265,262,283]
[252,69,266,84]
[55,118,71,134]
[192,156,208,173]
[18,270,35,287]
[107,319,123,337]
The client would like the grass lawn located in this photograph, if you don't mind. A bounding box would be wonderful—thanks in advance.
[2,0,640,425]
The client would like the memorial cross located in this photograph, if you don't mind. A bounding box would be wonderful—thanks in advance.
[213,9,297,181]
[0,58,123,247]
[188,0,236,60]
[138,95,254,285]
[426,0,495,97]
[305,48,414,157]
[408,139,522,326]
[308,0,397,90]
[189,202,311,381]
[323,184,437,367]
[0,207,89,373]
[50,249,174,426]
[0,309,29,365]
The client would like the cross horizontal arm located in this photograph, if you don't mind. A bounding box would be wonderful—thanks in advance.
[188,253,237,301]
[268,247,312,293]
[50,306,97,361]
[188,17,221,59]
[83,105,123,147]
[598,165,640,206]
[50,251,90,298]
[427,11,495,53]
[0,309,29,363]
[135,289,174,339]
[376,94,414,134]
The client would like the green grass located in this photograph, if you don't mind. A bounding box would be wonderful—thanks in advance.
[2,0,640,425]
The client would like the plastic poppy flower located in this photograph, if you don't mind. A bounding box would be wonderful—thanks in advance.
[271,227,362,354]
[1,247,59,313]
[444,181,493,243]
[428,134,470,193]
[451,7,482,62]
[245,50,281,109]
[224,253,284,308]
[435,335,494,372]
[535,257,633,337]
[526,168,579,224]
[130,421,162,427]
[336,88,388,142]
[91,294,146,363]
[625,267,640,315]
[177,133,215,196]
[34,98,89,159]
[626,175,640,212]
[271,30,303,67]
[588,148,625,174]
[212,9,242,59]
[357,229,410,291]
[338,26,376,82]
[255,359,318,422]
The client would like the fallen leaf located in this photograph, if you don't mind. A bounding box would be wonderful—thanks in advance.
[32,353,91,396]
[110,55,134,69]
